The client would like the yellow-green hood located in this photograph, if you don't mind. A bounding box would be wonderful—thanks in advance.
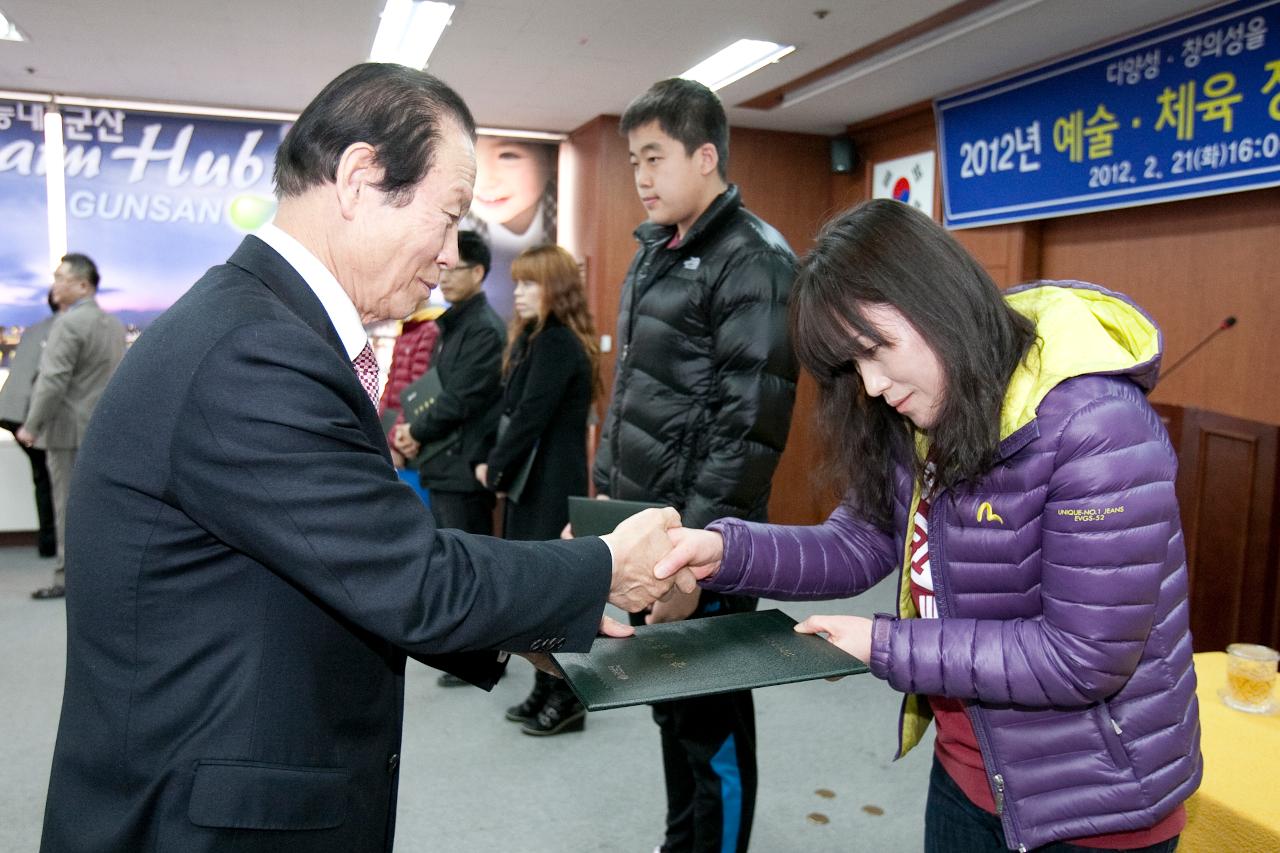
[999,281,1162,440]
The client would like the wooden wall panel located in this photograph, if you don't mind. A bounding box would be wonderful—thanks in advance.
[951,222,1042,288]
[561,116,635,424]
[728,128,835,251]
[1039,186,1280,426]
[848,107,938,189]
[560,117,836,523]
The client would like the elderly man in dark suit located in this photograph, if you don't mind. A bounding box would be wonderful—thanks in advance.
[16,255,126,599]
[39,64,686,853]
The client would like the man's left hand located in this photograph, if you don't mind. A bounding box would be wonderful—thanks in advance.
[517,652,559,676]
[15,426,35,447]
[599,613,634,637]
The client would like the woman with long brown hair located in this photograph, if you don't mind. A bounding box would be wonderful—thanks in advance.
[657,200,1200,852]
[474,243,602,735]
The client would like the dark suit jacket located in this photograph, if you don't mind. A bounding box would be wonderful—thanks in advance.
[484,317,592,541]
[41,237,611,853]
[406,291,505,492]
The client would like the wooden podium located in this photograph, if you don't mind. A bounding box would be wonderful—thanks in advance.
[1153,404,1280,652]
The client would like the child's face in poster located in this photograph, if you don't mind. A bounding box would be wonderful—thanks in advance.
[471,137,550,236]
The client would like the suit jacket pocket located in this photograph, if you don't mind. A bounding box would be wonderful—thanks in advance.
[188,759,350,830]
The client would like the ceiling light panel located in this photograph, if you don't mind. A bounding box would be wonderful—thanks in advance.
[1,8,26,42]
[680,39,795,92]
[369,0,455,70]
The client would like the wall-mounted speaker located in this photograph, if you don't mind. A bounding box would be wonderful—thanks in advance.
[829,137,856,174]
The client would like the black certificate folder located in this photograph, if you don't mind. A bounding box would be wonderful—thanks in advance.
[551,609,870,711]
[567,496,665,538]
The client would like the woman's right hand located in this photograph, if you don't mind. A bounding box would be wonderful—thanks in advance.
[653,528,724,593]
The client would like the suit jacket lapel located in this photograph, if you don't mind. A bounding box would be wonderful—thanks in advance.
[225,235,392,461]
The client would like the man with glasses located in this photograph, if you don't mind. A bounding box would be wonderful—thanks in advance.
[392,230,504,539]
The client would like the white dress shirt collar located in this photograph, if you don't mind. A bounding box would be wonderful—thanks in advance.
[255,222,367,361]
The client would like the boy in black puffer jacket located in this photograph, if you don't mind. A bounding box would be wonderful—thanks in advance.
[590,78,798,853]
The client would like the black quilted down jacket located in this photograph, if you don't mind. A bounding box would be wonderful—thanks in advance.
[592,185,798,528]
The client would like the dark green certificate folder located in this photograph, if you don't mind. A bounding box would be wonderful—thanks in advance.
[567,496,665,538]
[399,368,443,423]
[551,609,870,711]
[398,369,458,462]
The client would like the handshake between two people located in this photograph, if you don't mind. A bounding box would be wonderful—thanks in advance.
[586,508,726,638]
[516,509,725,676]
[591,509,874,665]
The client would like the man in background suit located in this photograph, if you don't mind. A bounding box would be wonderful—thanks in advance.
[40,64,686,853]
[16,255,126,599]
[0,290,60,559]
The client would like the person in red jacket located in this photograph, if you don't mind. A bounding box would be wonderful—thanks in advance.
[378,304,441,473]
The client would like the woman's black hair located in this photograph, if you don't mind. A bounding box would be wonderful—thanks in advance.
[791,199,1038,528]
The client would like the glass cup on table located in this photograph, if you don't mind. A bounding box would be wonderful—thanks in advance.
[1223,643,1279,713]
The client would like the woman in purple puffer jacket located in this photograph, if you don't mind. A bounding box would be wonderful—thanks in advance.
[656,200,1201,852]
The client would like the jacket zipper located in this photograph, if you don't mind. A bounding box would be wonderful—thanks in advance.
[610,241,672,496]
[1098,702,1128,766]
[928,495,1027,852]
[610,252,646,495]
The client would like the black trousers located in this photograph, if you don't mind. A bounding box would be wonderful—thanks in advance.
[642,592,759,853]
[428,489,496,535]
[1,420,56,556]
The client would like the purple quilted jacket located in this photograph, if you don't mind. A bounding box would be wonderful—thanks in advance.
[705,282,1202,851]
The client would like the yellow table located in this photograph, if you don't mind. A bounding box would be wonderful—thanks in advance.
[1181,651,1280,853]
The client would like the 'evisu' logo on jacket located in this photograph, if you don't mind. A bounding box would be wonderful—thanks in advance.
[976,501,1004,524]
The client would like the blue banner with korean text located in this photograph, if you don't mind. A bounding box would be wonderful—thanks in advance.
[62,108,287,330]
[0,100,52,332]
[935,0,1280,229]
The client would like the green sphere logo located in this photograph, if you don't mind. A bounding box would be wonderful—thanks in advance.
[228,194,276,232]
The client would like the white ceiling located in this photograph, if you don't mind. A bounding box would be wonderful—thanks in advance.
[0,0,1216,136]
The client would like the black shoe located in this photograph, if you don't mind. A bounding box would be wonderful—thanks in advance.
[505,673,555,723]
[436,672,468,687]
[520,690,586,736]
[31,584,65,600]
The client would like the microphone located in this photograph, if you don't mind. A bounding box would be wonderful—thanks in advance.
[1159,316,1237,383]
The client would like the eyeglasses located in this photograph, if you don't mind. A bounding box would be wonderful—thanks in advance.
[441,263,476,275]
